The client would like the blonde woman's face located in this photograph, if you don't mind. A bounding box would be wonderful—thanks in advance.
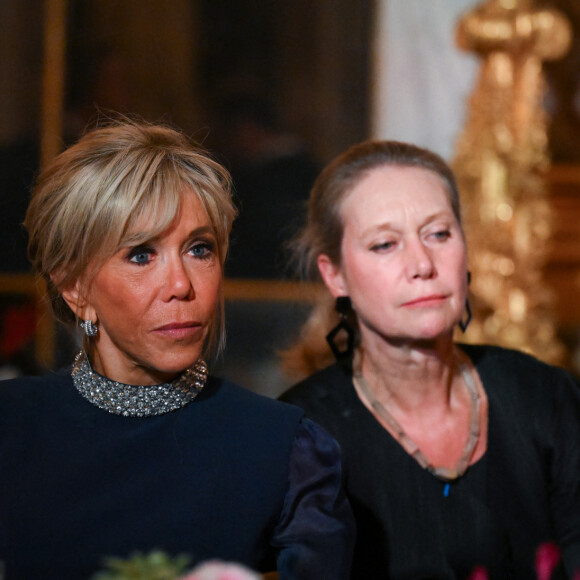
[79,193,221,385]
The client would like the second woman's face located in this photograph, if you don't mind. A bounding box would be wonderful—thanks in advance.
[79,193,222,385]
[319,165,468,347]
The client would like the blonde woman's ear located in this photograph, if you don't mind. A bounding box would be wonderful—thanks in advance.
[59,279,95,322]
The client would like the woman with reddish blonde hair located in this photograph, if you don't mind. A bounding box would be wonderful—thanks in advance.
[282,139,580,579]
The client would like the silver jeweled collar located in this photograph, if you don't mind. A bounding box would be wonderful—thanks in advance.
[71,351,208,417]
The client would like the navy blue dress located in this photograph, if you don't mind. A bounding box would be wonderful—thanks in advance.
[0,370,355,579]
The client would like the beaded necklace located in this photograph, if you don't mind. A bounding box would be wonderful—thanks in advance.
[352,350,482,482]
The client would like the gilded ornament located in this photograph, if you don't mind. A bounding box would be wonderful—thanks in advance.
[452,0,571,363]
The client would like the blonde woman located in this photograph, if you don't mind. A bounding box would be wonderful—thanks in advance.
[0,121,354,580]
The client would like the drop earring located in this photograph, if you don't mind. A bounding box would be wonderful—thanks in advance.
[80,319,98,337]
[459,271,472,332]
[459,300,472,333]
[326,296,355,365]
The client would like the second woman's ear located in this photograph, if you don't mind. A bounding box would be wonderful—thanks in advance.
[317,254,348,298]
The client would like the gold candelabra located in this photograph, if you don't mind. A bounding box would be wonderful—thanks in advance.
[452,0,571,364]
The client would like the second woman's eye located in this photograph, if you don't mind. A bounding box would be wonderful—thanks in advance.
[431,230,451,241]
[370,241,396,252]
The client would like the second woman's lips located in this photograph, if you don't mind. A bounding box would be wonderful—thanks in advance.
[402,295,447,307]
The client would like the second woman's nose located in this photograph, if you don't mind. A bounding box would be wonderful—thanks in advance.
[405,239,436,280]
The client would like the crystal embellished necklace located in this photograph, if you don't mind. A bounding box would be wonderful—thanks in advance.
[71,351,208,417]
[352,349,482,482]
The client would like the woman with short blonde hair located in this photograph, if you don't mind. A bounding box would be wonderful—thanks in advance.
[0,120,354,580]
[25,121,236,358]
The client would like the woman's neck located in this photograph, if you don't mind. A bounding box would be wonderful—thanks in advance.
[358,332,459,413]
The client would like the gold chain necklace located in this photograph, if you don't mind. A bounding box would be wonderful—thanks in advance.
[352,352,481,482]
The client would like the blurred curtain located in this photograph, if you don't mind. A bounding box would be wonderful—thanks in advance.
[371,0,478,160]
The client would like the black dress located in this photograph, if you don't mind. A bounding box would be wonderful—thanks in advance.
[0,369,355,579]
[281,344,580,579]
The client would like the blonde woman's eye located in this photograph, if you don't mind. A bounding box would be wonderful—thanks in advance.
[189,242,214,259]
[128,246,154,265]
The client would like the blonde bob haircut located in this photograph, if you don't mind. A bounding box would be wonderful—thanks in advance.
[25,120,237,360]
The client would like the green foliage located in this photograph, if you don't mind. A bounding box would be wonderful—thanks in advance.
[92,550,191,580]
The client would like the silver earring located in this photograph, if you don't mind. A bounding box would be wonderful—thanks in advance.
[80,319,98,337]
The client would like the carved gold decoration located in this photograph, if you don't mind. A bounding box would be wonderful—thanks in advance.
[452,0,571,363]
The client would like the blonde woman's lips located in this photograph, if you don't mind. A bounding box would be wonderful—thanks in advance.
[153,322,202,339]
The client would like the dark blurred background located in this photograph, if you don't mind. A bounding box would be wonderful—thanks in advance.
[1,0,579,394]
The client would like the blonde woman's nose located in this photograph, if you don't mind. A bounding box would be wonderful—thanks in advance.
[162,257,194,300]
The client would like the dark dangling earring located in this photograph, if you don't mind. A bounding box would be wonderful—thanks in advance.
[459,271,472,332]
[459,299,472,333]
[326,296,355,364]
